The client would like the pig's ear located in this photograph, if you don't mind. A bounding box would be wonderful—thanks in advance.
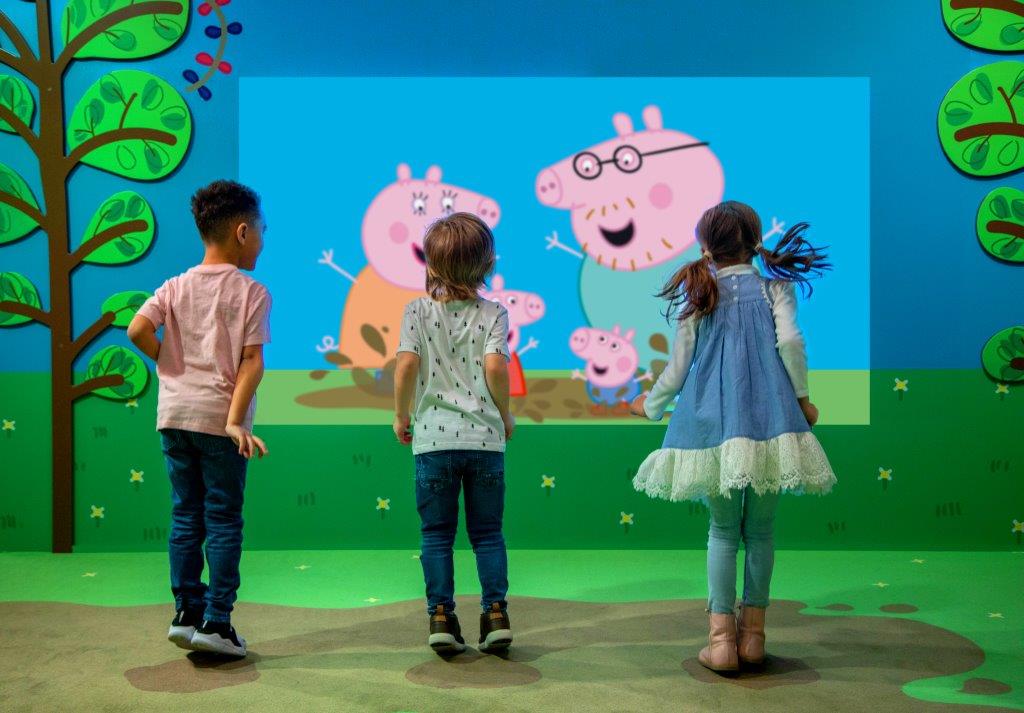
[624,328,636,342]
[612,112,633,136]
[642,105,663,131]
[426,165,443,183]
[397,163,412,182]
[611,324,621,335]
[492,274,504,290]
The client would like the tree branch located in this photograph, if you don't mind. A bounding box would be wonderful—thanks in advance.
[0,300,51,326]
[955,123,1024,141]
[0,189,45,229]
[0,48,34,81]
[0,10,36,62]
[69,219,148,267]
[71,375,124,402]
[71,311,115,359]
[0,104,39,154]
[950,0,1024,17]
[65,128,177,172]
[56,1,184,72]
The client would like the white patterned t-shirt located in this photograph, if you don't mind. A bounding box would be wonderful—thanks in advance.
[397,296,510,454]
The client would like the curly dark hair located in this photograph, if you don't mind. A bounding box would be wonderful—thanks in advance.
[190,180,261,243]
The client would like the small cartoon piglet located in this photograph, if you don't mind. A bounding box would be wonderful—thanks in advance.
[569,325,651,414]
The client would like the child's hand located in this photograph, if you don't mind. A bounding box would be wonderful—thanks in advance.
[799,399,819,428]
[629,393,648,417]
[502,412,515,441]
[225,424,268,459]
[394,413,413,445]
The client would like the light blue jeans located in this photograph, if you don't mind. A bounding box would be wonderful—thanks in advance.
[707,486,780,614]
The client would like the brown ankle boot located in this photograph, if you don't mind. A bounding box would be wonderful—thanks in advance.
[736,605,766,665]
[698,612,739,672]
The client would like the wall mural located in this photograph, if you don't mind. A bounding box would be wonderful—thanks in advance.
[243,77,869,427]
[0,0,192,552]
[936,9,1024,386]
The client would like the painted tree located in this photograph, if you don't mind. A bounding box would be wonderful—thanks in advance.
[0,0,192,552]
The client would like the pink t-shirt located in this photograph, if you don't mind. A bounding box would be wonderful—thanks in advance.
[137,263,271,437]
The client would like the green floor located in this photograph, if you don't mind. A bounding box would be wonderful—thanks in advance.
[0,549,1020,710]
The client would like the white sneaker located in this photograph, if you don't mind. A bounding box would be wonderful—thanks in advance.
[167,610,201,650]
[190,620,247,657]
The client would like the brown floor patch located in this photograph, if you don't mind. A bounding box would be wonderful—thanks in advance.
[0,598,1006,712]
[818,603,854,611]
[880,604,920,614]
[406,649,542,689]
[126,652,261,692]
[961,677,1012,695]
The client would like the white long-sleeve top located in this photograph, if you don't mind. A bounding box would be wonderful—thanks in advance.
[643,264,809,421]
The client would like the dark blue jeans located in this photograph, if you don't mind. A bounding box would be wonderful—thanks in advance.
[415,450,508,616]
[160,428,247,623]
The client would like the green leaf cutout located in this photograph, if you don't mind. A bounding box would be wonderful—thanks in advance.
[68,70,192,180]
[939,61,1024,177]
[100,290,152,327]
[78,191,155,264]
[982,326,1024,382]
[84,345,149,399]
[0,162,41,245]
[60,0,189,61]
[977,187,1024,262]
[0,272,42,327]
[0,74,35,134]
[942,1,1024,52]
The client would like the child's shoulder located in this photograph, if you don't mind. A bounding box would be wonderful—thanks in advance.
[477,296,508,318]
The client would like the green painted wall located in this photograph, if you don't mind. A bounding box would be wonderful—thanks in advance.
[0,369,1020,552]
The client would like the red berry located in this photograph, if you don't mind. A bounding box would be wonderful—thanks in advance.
[218,61,233,74]
[198,2,212,15]
[216,0,231,5]
[196,52,214,66]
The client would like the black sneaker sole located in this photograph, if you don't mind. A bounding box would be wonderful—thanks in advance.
[479,628,513,653]
[429,632,467,656]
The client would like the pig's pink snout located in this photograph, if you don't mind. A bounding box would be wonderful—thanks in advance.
[569,328,590,355]
[476,198,501,226]
[526,296,545,320]
[535,168,563,206]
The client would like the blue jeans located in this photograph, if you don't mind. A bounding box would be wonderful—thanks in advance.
[160,428,247,623]
[415,450,508,616]
[706,486,780,614]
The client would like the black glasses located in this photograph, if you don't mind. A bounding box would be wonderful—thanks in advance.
[572,141,709,180]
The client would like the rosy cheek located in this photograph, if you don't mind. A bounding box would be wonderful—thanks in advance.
[616,356,632,373]
[649,182,673,210]
[389,221,409,244]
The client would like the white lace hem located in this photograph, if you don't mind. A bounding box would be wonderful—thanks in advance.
[633,432,836,501]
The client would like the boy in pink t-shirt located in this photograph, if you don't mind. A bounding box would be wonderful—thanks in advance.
[129,180,270,658]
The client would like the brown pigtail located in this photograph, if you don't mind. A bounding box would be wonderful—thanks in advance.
[658,252,719,321]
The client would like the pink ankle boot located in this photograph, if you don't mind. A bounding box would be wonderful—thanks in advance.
[736,605,766,665]
[698,612,739,672]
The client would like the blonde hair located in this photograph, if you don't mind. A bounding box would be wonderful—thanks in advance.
[423,212,496,301]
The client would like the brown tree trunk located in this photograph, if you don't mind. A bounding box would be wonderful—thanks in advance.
[34,1,75,554]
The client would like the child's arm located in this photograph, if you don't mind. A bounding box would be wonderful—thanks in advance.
[484,307,514,439]
[393,352,419,445]
[129,283,168,361]
[768,281,817,426]
[225,344,268,458]
[485,353,514,439]
[127,315,160,361]
[632,315,699,420]
[393,303,422,445]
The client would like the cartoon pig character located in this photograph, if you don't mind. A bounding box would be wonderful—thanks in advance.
[320,163,501,368]
[481,274,545,396]
[537,105,783,367]
[569,325,651,413]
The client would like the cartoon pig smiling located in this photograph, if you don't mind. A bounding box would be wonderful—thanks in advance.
[537,105,783,367]
[481,274,545,396]
[569,325,650,413]
[320,163,501,368]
